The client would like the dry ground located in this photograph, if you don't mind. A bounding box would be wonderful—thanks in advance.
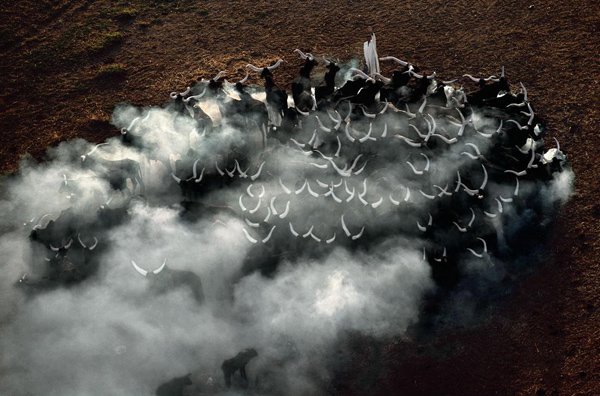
[1,0,599,394]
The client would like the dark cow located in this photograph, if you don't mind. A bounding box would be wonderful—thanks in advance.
[291,49,318,112]
[231,74,269,127]
[221,348,258,388]
[155,373,192,396]
[464,69,510,107]
[81,152,145,195]
[315,59,340,109]
[246,60,288,123]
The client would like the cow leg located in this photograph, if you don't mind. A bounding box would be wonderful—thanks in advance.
[222,367,232,388]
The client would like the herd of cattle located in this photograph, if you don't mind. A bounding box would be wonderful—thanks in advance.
[13,34,569,391]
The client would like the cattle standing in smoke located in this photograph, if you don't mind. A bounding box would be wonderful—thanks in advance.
[291,49,318,112]
[315,58,341,109]
[221,348,258,388]
[246,59,288,127]
[81,152,145,195]
[130,259,204,304]
[155,373,192,396]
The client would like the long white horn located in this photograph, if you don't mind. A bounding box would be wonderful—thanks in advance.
[341,215,352,237]
[131,260,148,277]
[379,56,408,66]
[267,59,283,71]
[77,234,86,248]
[374,72,391,84]
[239,72,249,84]
[213,71,227,81]
[246,63,263,72]
[195,167,205,183]
[349,68,374,81]
[171,173,181,184]
[463,74,480,82]
[192,159,199,179]
[262,226,276,243]
[179,87,191,96]
[64,238,73,249]
[250,161,265,181]
[182,87,207,103]
[153,259,167,274]
[294,49,308,59]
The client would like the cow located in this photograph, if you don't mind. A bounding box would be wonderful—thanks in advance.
[81,151,145,195]
[221,348,258,388]
[155,373,193,396]
[130,259,204,304]
[231,73,269,128]
[246,59,288,126]
[315,58,340,109]
[291,49,318,112]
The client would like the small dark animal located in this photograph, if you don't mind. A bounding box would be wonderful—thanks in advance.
[155,373,192,396]
[221,348,258,388]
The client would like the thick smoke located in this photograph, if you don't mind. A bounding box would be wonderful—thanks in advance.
[0,46,573,394]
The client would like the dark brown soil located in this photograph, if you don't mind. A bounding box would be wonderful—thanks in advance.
[1,1,599,394]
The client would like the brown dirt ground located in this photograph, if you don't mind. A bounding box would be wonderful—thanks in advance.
[1,0,599,394]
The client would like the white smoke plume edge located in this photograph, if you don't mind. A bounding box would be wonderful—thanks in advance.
[0,62,574,394]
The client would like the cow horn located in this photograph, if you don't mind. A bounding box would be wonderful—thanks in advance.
[239,72,249,84]
[266,59,283,71]
[246,63,263,72]
[153,259,167,274]
[131,260,148,277]
[64,238,73,249]
[182,87,207,103]
[78,233,86,248]
[294,49,308,59]
[374,72,391,84]
[179,86,191,96]
[349,68,374,81]
[379,56,408,66]
[213,71,227,81]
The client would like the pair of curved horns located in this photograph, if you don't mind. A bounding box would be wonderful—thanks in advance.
[131,258,167,277]
[49,238,73,252]
[246,59,283,73]
[78,234,98,250]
